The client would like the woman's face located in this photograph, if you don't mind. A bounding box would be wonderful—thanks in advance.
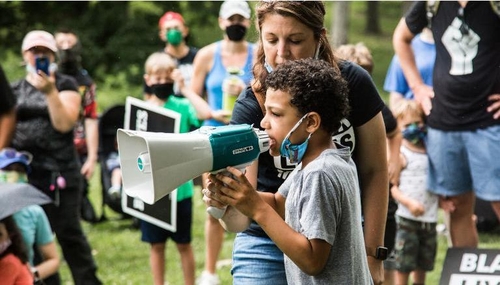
[22,47,55,67]
[260,14,318,69]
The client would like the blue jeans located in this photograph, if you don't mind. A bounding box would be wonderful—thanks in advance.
[231,232,287,285]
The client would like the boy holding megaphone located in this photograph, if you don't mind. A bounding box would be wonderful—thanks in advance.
[204,58,373,283]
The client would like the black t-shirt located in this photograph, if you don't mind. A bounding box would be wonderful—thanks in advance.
[11,73,81,186]
[0,65,15,115]
[406,1,500,131]
[143,46,198,97]
[231,60,385,236]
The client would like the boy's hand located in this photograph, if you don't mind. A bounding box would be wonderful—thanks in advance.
[208,166,263,219]
[408,199,425,217]
[439,196,456,213]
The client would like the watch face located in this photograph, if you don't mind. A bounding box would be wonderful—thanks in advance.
[376,246,388,260]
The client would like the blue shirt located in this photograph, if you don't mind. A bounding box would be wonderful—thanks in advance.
[383,34,435,100]
[13,205,54,265]
[204,41,254,126]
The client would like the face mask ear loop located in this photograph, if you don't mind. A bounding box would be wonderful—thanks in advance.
[264,58,273,73]
[314,43,321,60]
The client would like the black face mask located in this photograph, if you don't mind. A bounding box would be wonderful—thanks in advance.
[57,48,81,75]
[225,24,247,42]
[151,83,174,100]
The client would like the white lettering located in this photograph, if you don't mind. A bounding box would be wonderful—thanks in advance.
[136,110,148,131]
[449,274,500,285]
[489,255,500,274]
[460,253,478,272]
[133,198,145,211]
[477,254,491,273]
[233,145,254,155]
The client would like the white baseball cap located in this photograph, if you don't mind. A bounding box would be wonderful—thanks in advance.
[22,30,58,53]
[219,0,251,19]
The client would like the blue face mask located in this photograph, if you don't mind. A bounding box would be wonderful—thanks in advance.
[402,123,427,145]
[280,113,312,164]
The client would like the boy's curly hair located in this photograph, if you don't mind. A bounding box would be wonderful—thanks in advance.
[265,58,350,134]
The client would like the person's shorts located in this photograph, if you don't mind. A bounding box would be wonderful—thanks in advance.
[394,216,437,272]
[427,125,500,201]
[140,198,192,244]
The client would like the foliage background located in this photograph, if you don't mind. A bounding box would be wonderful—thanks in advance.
[1,1,404,110]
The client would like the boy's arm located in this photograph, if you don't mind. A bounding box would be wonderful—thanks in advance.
[213,167,331,275]
[390,184,425,217]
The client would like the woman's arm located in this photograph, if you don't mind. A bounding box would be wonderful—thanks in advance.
[393,18,433,115]
[34,241,60,279]
[354,112,389,284]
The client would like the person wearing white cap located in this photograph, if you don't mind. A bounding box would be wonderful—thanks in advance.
[10,30,102,285]
[180,1,255,285]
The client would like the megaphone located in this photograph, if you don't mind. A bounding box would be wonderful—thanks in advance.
[117,124,270,210]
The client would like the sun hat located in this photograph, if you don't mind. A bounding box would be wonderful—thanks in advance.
[22,30,58,53]
[219,0,251,19]
[0,148,33,173]
[159,11,185,28]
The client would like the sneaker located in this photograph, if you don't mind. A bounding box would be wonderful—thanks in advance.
[108,185,121,200]
[197,270,220,285]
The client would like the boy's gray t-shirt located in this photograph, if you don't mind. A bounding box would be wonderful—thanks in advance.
[278,147,373,285]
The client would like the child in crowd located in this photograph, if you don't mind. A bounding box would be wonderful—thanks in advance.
[105,140,123,200]
[336,42,402,285]
[0,147,60,284]
[140,52,201,285]
[390,99,438,285]
[0,215,33,284]
[205,58,373,284]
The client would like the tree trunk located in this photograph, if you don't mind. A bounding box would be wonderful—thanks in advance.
[331,1,349,48]
[365,1,381,34]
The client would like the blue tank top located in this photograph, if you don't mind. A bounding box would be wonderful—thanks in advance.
[204,41,254,126]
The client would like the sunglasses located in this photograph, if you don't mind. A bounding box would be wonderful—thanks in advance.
[0,148,33,165]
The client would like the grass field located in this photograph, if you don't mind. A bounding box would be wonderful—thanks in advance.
[57,167,500,285]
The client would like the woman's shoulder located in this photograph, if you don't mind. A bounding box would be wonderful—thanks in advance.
[197,42,219,59]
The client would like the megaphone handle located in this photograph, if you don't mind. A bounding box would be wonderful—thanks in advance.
[206,167,246,219]
[207,206,227,219]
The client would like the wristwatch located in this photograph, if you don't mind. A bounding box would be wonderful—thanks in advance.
[366,246,388,260]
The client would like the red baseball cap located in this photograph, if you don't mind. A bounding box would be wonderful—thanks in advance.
[159,11,184,28]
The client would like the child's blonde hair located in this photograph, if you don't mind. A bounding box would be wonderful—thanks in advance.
[144,52,176,75]
[391,99,425,122]
[335,42,374,74]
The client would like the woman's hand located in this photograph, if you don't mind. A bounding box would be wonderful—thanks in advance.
[487,94,500,119]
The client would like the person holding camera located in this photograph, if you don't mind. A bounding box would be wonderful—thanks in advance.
[10,30,102,285]
[54,28,100,224]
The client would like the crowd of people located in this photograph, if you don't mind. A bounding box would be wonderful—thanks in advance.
[1,1,499,285]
